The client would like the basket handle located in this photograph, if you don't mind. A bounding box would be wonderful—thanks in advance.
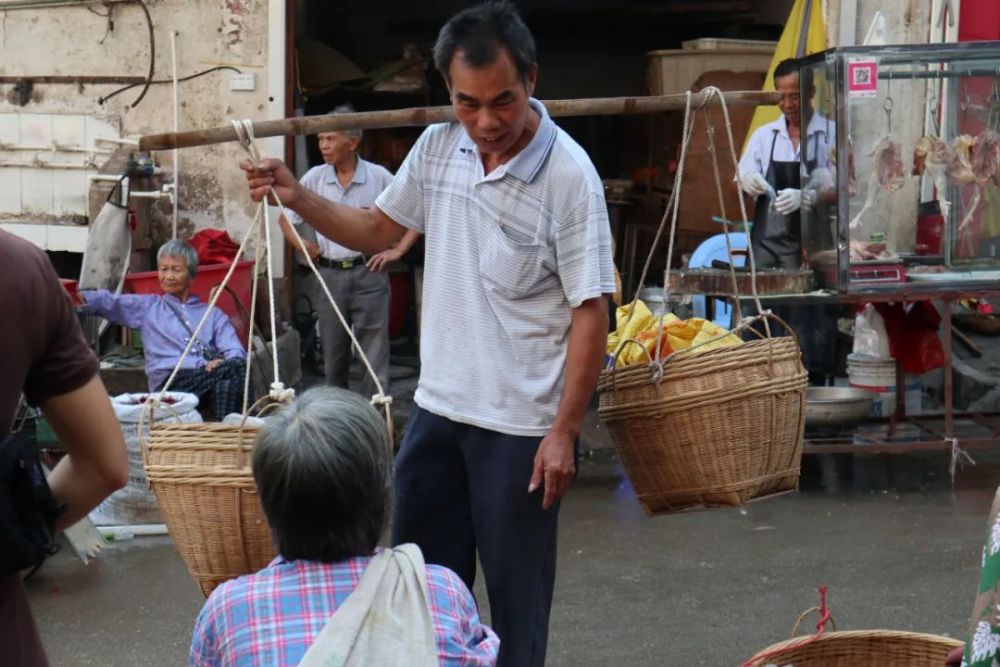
[137,396,184,471]
[790,606,837,638]
[234,396,286,468]
[740,587,834,667]
[610,337,654,369]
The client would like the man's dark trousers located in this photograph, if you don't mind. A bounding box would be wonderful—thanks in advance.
[392,406,563,667]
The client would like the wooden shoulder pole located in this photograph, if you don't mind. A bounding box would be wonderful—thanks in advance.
[138,90,780,152]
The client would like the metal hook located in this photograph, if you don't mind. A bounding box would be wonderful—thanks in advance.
[927,91,941,136]
[883,90,893,135]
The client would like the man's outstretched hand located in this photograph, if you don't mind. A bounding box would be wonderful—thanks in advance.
[240,158,301,207]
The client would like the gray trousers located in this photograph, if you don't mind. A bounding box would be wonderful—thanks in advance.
[315,263,390,398]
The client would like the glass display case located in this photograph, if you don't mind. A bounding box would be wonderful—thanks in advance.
[800,42,1000,292]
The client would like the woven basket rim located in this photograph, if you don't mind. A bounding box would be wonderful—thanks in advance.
[600,335,800,382]
[749,628,962,665]
[151,422,263,433]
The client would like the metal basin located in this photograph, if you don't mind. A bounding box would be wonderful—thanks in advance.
[805,387,876,427]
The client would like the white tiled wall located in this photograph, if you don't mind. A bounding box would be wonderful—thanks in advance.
[0,112,121,220]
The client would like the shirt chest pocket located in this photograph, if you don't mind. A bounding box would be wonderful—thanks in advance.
[478,219,557,300]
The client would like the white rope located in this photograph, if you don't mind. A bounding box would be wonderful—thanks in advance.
[652,91,697,360]
[707,86,768,331]
[232,120,296,403]
[231,119,391,408]
[241,204,265,412]
[947,436,975,483]
[613,87,779,373]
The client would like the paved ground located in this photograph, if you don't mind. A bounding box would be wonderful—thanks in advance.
[25,360,1000,665]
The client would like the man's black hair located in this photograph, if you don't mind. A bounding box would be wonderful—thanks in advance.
[433,1,537,86]
[773,58,800,85]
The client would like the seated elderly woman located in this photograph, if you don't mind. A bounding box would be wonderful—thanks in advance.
[78,239,248,418]
[189,387,499,666]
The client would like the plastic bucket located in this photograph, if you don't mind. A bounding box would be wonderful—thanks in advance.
[847,355,921,418]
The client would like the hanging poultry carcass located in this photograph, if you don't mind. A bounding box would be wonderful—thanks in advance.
[972,131,1000,185]
[913,135,955,220]
[849,138,905,230]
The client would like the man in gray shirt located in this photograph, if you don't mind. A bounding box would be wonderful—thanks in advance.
[278,106,417,397]
[244,4,614,664]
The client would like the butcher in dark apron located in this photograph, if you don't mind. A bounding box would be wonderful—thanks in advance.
[750,129,815,269]
[750,130,837,384]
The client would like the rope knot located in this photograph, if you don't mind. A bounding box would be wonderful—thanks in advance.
[269,382,295,403]
[371,394,393,407]
[231,118,259,158]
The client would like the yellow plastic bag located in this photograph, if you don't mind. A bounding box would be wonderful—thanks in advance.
[614,316,742,368]
[607,300,655,354]
[689,319,743,352]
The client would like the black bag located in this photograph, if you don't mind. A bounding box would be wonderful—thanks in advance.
[0,432,64,573]
[162,298,225,362]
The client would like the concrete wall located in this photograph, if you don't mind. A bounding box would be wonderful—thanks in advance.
[0,0,278,247]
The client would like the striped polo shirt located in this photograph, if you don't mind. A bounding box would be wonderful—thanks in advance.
[287,157,393,260]
[376,98,615,436]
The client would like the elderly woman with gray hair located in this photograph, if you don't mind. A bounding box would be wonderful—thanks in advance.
[77,240,248,417]
[189,387,499,666]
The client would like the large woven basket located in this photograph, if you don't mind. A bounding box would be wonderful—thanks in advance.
[745,629,961,666]
[597,333,807,514]
[144,422,275,596]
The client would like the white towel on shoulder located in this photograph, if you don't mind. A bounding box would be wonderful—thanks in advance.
[297,543,439,667]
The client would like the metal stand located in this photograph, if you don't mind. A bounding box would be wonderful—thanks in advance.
[700,285,1000,455]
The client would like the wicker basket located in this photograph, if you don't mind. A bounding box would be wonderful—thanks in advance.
[745,629,961,666]
[597,332,807,515]
[144,422,275,596]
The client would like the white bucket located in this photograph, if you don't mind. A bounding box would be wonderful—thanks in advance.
[847,355,921,418]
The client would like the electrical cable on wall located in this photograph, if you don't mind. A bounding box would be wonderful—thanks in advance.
[84,0,114,44]
[98,66,242,105]
[128,0,155,108]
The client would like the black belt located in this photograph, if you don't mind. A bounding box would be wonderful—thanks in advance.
[317,256,364,270]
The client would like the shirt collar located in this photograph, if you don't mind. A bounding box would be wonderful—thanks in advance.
[163,293,200,306]
[456,97,557,183]
[805,112,831,138]
[777,112,829,139]
[324,158,367,187]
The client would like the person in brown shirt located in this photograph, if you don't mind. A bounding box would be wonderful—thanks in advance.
[0,229,127,666]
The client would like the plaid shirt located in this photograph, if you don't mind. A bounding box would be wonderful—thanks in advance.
[190,555,499,667]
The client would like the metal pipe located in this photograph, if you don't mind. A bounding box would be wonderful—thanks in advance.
[879,67,1000,80]
[129,188,171,199]
[943,298,954,439]
[0,76,146,84]
[170,29,180,240]
[95,137,139,147]
[0,144,111,154]
[0,160,97,169]
[139,90,782,151]
[0,0,132,10]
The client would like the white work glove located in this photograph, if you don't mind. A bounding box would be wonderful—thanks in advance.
[775,188,802,215]
[806,166,834,191]
[738,171,771,197]
[801,188,817,210]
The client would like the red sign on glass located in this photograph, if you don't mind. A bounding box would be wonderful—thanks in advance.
[848,58,878,99]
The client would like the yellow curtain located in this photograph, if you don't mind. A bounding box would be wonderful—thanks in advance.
[742,0,827,152]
